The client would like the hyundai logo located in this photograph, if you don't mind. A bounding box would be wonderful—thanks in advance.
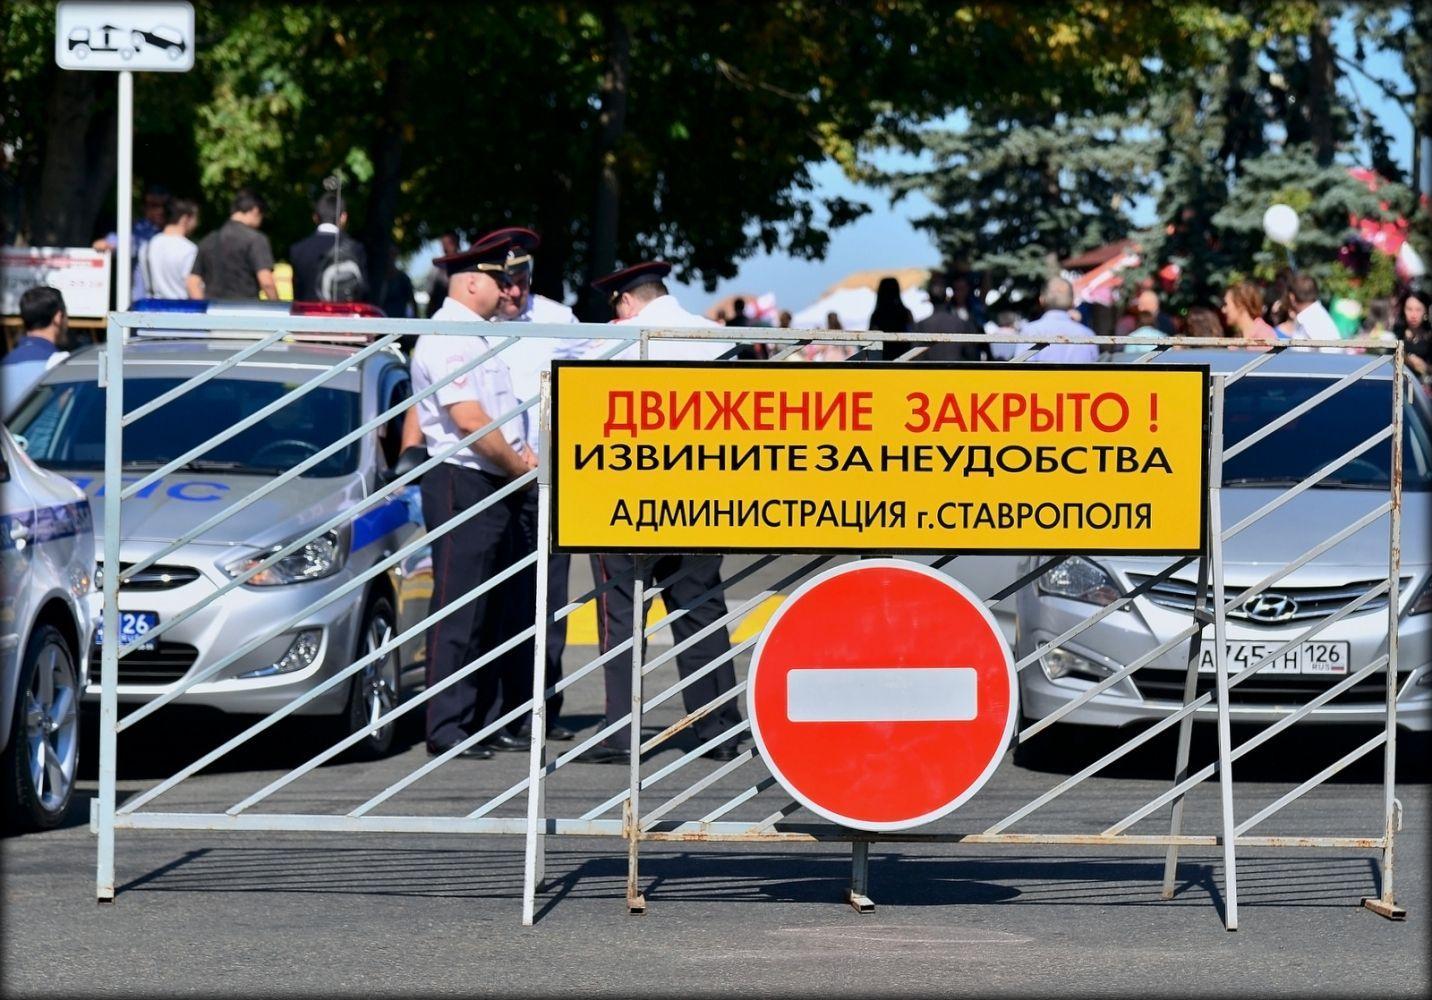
[1243,593,1298,622]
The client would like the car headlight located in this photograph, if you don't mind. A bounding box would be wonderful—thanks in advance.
[1410,579,1432,616]
[223,529,347,586]
[1037,556,1123,607]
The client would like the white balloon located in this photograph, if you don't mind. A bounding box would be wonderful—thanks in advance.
[1262,203,1300,247]
[1397,241,1426,279]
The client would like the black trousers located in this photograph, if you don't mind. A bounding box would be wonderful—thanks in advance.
[421,463,536,749]
[588,553,741,750]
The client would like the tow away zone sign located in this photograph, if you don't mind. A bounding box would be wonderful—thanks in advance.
[551,361,1209,555]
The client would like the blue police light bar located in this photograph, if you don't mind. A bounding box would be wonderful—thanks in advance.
[130,298,209,313]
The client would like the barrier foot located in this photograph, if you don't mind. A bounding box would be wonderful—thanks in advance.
[627,892,647,915]
[1361,896,1406,921]
[847,841,874,913]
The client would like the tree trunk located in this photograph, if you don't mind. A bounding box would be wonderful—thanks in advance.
[363,57,409,311]
[34,71,116,246]
[577,4,630,321]
[1307,16,1337,166]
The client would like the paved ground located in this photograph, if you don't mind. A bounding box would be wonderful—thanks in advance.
[4,555,1428,996]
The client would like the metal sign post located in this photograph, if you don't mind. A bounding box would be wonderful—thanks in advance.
[55,1,195,311]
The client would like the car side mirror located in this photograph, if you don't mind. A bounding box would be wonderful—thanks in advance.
[380,445,429,486]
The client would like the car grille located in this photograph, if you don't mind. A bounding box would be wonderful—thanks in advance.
[1126,574,1410,624]
[94,642,199,684]
[1133,670,1394,706]
[98,562,202,591]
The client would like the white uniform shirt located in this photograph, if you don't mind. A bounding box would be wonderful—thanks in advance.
[612,294,736,360]
[499,293,585,453]
[410,297,526,474]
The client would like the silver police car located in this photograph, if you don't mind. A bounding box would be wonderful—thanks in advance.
[2,424,94,830]
[1017,350,1432,735]
[5,335,432,756]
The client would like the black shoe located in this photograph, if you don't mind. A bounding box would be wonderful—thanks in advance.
[577,744,627,764]
[702,740,745,762]
[517,721,577,742]
[483,731,528,752]
[428,742,494,760]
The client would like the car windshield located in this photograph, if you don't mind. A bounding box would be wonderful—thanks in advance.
[1222,376,1431,491]
[8,375,361,477]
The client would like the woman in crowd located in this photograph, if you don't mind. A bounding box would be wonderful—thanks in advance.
[869,276,913,333]
[1184,306,1225,340]
[1221,280,1278,341]
[1395,290,1431,383]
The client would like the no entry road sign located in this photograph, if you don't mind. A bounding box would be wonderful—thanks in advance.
[747,559,1016,831]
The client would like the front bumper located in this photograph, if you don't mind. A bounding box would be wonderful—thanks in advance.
[81,543,364,716]
[1015,591,1432,733]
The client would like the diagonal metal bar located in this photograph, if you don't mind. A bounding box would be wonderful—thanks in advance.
[702,777,779,824]
[1234,732,1387,837]
[1221,427,1392,541]
[227,590,546,816]
[1107,653,1390,835]
[750,799,804,832]
[121,327,292,426]
[119,393,536,655]
[581,719,753,821]
[121,335,524,582]
[1222,354,1390,461]
[1222,344,1286,386]
[118,550,539,814]
[641,748,759,829]
[118,459,536,717]
[1013,557,1194,673]
[642,679,747,753]
[120,332,402,499]
[989,578,1392,836]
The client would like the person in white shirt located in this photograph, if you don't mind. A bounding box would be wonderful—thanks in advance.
[1286,273,1340,350]
[577,261,745,765]
[487,227,583,743]
[138,198,199,300]
[408,233,538,760]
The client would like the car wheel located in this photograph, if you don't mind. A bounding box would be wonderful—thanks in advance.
[341,596,400,758]
[72,43,91,59]
[2,625,80,832]
[167,46,182,60]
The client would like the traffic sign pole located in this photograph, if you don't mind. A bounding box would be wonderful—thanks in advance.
[116,69,132,311]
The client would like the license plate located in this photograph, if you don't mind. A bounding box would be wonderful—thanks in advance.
[94,611,159,652]
[1197,640,1349,675]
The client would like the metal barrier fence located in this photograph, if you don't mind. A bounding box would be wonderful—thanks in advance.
[89,311,1412,932]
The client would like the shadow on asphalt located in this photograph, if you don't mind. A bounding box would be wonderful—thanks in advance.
[109,842,1383,924]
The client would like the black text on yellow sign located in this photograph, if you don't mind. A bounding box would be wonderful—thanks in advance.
[551,362,1210,555]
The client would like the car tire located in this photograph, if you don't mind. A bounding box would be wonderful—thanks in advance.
[72,43,90,59]
[339,595,401,759]
[2,625,81,832]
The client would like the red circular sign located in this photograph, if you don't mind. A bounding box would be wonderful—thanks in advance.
[747,559,1016,831]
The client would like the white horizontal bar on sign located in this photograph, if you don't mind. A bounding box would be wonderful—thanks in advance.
[786,667,977,723]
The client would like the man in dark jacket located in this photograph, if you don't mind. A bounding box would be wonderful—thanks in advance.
[289,191,369,302]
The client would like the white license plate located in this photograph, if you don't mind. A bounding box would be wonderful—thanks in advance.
[1197,640,1349,675]
[94,611,159,652]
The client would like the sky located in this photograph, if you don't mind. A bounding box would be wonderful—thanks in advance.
[670,12,1417,317]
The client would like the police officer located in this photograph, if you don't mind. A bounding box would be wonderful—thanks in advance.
[487,227,585,742]
[410,231,538,758]
[579,261,744,764]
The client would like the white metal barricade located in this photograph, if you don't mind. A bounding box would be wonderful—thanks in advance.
[87,312,1411,932]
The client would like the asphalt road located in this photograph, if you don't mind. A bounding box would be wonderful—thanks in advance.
[3,554,1428,996]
